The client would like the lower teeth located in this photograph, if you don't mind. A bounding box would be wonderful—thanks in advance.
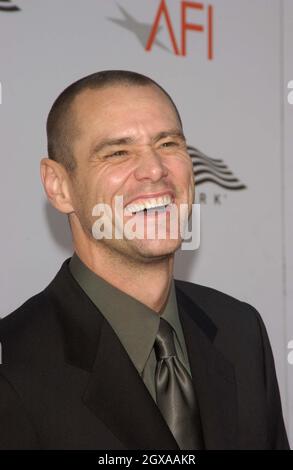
[132,204,169,215]
[145,205,167,213]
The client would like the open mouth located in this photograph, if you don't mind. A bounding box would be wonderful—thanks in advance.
[124,195,174,216]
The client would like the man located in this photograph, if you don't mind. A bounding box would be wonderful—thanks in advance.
[0,70,289,450]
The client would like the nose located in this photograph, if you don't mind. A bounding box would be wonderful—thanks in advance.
[134,147,168,182]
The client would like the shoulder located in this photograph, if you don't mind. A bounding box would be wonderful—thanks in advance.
[1,290,50,330]
[0,289,62,366]
[175,278,259,321]
[174,278,264,343]
[174,279,276,381]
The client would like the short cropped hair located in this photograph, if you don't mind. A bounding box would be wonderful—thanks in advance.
[46,70,183,173]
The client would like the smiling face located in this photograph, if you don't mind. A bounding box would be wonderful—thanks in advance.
[67,83,195,264]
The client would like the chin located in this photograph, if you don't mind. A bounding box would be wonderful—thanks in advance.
[133,238,182,259]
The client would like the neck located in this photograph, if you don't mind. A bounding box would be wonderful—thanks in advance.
[73,237,174,314]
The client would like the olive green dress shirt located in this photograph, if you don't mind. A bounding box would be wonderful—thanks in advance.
[69,253,192,404]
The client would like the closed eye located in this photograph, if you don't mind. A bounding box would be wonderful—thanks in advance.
[160,141,178,148]
[107,150,128,157]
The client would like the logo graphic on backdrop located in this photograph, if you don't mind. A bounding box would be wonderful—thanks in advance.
[108,4,170,53]
[0,0,20,11]
[188,146,246,190]
[109,1,214,59]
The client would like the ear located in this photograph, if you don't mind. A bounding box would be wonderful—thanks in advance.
[40,158,74,214]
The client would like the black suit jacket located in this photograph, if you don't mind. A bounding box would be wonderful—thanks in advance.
[0,258,290,449]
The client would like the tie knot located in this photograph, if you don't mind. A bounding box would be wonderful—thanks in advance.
[154,318,177,361]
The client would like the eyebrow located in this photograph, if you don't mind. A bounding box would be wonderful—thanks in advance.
[90,129,186,156]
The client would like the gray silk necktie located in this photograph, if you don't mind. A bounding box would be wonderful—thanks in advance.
[154,317,204,450]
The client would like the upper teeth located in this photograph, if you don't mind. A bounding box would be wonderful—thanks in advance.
[124,195,173,215]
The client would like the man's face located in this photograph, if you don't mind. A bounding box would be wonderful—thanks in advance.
[68,84,195,263]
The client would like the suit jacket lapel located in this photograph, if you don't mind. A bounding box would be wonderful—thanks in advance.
[175,284,238,450]
[82,316,180,450]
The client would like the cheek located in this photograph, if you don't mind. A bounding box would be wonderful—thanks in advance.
[73,173,100,209]
[171,156,193,186]
[91,167,130,204]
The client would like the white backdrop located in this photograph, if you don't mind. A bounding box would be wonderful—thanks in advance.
[0,0,292,446]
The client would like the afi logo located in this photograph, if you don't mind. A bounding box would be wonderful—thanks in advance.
[146,0,214,59]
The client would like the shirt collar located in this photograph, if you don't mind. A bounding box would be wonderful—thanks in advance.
[69,252,184,375]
